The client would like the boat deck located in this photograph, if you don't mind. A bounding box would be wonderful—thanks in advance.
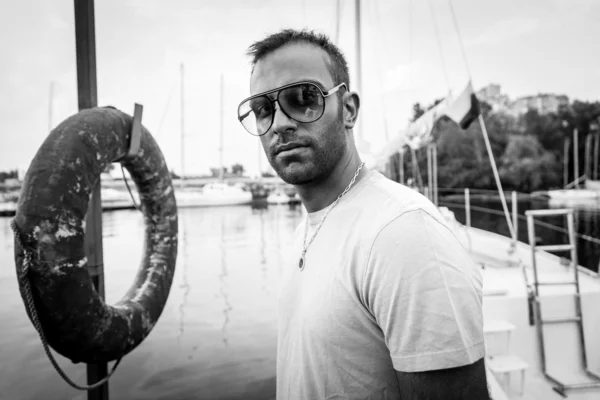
[445,217,600,400]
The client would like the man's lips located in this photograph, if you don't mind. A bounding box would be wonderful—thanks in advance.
[274,143,307,155]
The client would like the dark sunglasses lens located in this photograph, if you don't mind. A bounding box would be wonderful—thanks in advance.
[279,84,324,123]
[239,96,274,136]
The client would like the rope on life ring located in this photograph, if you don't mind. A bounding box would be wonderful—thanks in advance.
[12,106,178,389]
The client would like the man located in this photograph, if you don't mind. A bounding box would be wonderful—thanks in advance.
[238,29,488,400]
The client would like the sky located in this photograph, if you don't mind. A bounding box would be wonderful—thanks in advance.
[1,0,599,177]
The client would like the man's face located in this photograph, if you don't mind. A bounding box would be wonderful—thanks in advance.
[250,43,347,185]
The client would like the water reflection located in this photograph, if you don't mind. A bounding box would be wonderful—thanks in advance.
[260,210,267,294]
[219,213,232,347]
[178,213,189,343]
[3,218,12,251]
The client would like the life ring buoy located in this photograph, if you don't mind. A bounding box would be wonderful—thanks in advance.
[12,106,178,364]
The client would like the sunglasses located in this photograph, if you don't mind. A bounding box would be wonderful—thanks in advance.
[237,81,347,136]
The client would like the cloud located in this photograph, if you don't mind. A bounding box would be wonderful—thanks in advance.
[466,16,540,47]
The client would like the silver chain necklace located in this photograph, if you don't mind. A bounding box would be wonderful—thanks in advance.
[298,162,365,271]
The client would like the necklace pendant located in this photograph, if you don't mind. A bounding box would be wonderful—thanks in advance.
[299,254,305,271]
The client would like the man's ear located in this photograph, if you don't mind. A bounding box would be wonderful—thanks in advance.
[343,92,360,129]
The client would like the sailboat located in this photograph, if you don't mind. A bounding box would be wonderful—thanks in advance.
[174,67,252,208]
[358,0,600,398]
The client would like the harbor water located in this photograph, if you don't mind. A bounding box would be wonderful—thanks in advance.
[1,198,598,400]
[0,205,302,400]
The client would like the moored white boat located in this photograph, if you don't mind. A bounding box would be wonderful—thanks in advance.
[585,179,600,191]
[544,189,600,207]
[175,183,252,207]
[266,190,291,204]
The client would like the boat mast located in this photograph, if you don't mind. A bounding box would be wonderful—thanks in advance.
[257,140,263,183]
[219,73,224,182]
[335,0,341,45]
[180,63,185,188]
[354,0,363,151]
[48,81,55,132]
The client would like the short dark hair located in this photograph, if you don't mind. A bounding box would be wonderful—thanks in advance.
[246,29,350,91]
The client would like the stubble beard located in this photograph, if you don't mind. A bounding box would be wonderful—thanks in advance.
[267,117,347,186]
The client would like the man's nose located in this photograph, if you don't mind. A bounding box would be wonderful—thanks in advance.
[271,103,297,135]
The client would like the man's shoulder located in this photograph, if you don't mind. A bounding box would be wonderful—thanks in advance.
[356,170,444,225]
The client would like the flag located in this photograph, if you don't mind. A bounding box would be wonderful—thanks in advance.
[404,99,448,149]
[444,81,480,130]
[374,81,482,167]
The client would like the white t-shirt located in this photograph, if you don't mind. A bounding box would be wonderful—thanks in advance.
[276,169,485,400]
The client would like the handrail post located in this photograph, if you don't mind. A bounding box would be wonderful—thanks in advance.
[563,137,570,188]
[433,144,438,206]
[594,133,599,180]
[427,144,433,202]
[399,150,405,184]
[585,133,593,181]
[512,191,518,243]
[465,188,471,227]
[574,128,580,189]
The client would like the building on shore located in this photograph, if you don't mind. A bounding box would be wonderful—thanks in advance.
[476,84,569,117]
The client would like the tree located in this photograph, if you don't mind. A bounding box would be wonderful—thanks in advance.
[519,109,565,154]
[403,95,599,192]
[411,98,445,123]
[103,163,116,174]
[411,103,425,122]
[231,163,244,175]
[479,100,493,117]
[210,167,228,177]
[499,135,560,192]
[0,169,18,182]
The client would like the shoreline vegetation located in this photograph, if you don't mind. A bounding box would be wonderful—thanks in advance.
[386,99,600,194]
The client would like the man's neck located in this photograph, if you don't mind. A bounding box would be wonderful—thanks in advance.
[296,151,366,213]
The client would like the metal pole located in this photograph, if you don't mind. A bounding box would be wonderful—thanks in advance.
[427,144,433,201]
[354,0,363,149]
[465,188,471,227]
[574,128,579,189]
[594,133,599,180]
[563,137,570,188]
[180,63,185,187]
[477,114,516,240]
[257,139,263,182]
[433,144,438,206]
[334,0,341,46]
[584,133,592,180]
[512,191,518,246]
[399,150,404,184]
[74,1,108,399]
[219,73,224,182]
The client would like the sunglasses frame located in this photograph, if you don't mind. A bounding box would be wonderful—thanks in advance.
[237,81,347,136]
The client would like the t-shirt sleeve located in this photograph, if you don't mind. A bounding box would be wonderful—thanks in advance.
[362,208,485,372]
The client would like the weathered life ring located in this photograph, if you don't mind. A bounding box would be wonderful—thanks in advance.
[12,106,178,364]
